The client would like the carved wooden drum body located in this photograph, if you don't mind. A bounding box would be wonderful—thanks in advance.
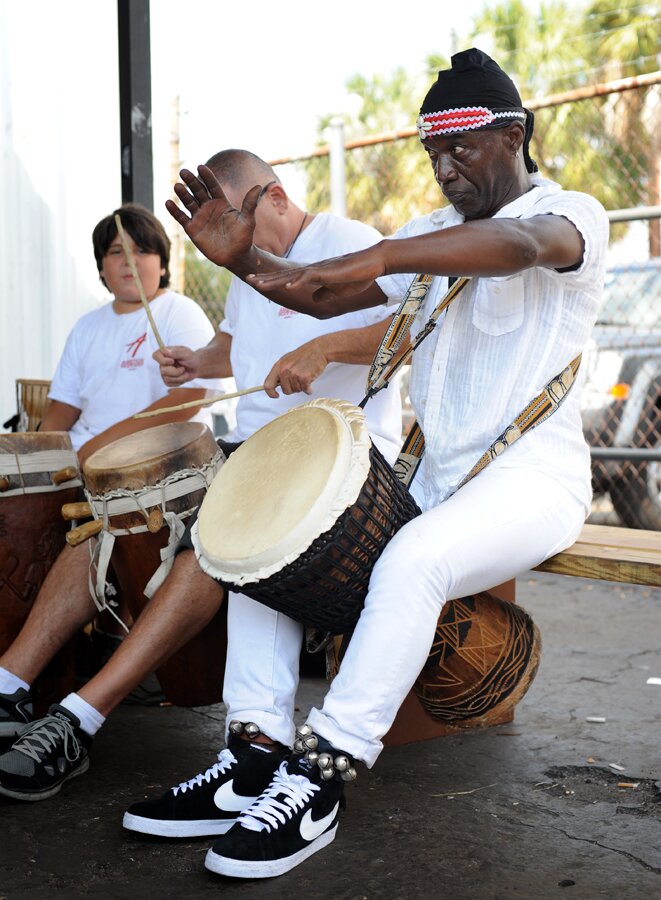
[192,398,421,634]
[0,432,82,707]
[413,591,541,727]
[82,422,226,706]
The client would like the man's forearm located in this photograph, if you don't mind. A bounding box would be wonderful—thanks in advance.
[314,320,392,366]
[381,216,583,277]
[237,246,386,318]
[186,331,233,380]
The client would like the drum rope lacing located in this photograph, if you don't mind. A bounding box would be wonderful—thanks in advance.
[84,452,224,628]
[0,449,81,496]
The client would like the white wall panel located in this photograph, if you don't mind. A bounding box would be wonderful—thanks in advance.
[0,0,122,424]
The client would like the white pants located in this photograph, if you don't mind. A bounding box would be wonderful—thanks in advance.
[223,464,586,767]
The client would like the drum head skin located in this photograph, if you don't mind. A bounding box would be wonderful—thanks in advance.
[195,399,371,585]
[84,422,218,493]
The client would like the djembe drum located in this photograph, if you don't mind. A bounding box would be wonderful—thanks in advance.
[192,398,421,633]
[0,432,82,709]
[77,422,226,706]
[192,398,541,727]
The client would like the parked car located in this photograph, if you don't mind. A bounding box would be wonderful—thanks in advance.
[581,260,661,530]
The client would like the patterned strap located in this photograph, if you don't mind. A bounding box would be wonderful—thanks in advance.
[394,353,582,491]
[455,352,582,492]
[362,275,471,406]
[366,274,434,391]
[364,272,582,493]
[393,420,426,488]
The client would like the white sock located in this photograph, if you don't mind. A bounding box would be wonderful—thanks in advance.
[0,666,30,695]
[60,693,106,737]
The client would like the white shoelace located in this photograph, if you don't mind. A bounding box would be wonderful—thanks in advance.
[237,762,319,833]
[14,714,82,764]
[173,748,237,795]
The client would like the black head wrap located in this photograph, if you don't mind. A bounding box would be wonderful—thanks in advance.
[417,48,538,173]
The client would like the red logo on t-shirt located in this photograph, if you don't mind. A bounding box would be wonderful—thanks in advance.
[121,332,147,369]
[126,333,147,357]
[278,307,298,318]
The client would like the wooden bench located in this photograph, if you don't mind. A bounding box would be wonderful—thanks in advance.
[534,523,661,587]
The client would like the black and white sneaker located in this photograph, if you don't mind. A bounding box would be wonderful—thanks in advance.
[204,752,347,879]
[123,736,289,838]
[0,704,91,801]
[0,687,34,739]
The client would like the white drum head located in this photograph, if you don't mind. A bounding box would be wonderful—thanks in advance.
[193,398,371,585]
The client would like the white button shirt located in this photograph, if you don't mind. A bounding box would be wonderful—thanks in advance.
[377,175,609,513]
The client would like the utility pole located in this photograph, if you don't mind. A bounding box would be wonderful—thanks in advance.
[329,117,347,217]
[169,95,185,292]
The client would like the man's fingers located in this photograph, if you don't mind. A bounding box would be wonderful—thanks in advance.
[179,168,211,205]
[241,184,265,220]
[165,198,190,228]
[249,267,309,290]
[197,164,228,201]
[173,182,201,214]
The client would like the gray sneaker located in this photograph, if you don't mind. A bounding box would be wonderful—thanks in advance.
[0,687,34,739]
[0,704,92,801]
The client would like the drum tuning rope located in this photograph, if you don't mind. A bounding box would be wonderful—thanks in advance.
[84,452,224,614]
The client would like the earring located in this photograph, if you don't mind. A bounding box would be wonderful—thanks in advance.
[515,151,520,159]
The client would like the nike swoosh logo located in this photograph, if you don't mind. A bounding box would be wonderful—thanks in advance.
[299,802,339,842]
[214,780,258,812]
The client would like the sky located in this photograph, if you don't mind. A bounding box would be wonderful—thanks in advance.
[4,0,544,311]
[148,0,537,203]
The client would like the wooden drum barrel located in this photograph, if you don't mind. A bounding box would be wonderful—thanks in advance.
[0,432,82,709]
[82,422,226,707]
[413,591,541,727]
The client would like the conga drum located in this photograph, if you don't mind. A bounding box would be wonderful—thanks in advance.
[0,432,82,710]
[81,422,226,707]
[192,398,421,633]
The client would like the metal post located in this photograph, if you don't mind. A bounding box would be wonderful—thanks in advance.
[329,117,347,218]
[117,0,153,209]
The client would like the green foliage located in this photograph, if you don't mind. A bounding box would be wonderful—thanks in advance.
[470,0,660,236]
[298,61,449,235]
[294,0,659,248]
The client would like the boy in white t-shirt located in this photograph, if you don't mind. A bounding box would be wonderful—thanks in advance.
[42,203,216,463]
[0,203,218,744]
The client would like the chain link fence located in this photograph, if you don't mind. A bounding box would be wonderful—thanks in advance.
[180,73,661,530]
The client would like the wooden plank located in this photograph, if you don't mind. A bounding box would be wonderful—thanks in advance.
[534,524,661,587]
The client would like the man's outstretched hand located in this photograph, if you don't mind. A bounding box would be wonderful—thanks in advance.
[247,245,386,304]
[165,164,266,269]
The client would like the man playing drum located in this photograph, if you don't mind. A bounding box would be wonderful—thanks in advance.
[154,149,402,460]
[151,48,607,879]
[0,153,402,805]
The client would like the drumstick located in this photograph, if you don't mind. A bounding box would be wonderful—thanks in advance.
[114,214,166,350]
[132,384,267,419]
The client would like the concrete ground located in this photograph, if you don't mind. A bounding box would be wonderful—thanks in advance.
[0,570,659,900]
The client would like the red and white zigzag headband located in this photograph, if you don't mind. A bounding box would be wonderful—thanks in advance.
[417,106,525,139]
